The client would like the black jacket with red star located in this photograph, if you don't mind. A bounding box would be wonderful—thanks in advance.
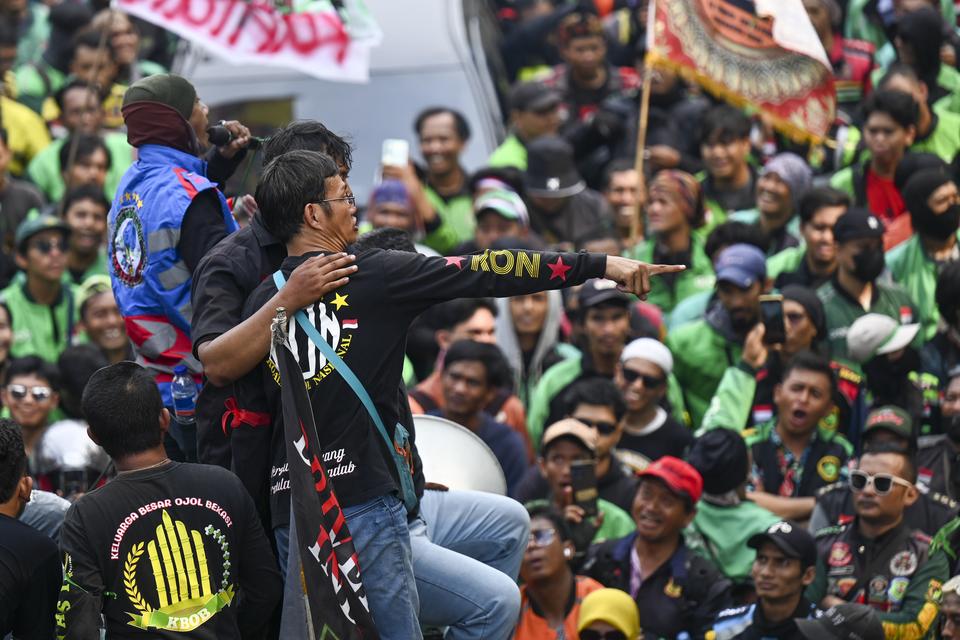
[234,247,606,528]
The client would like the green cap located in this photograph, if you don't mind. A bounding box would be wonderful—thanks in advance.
[77,274,112,313]
[863,405,913,441]
[15,214,70,253]
[473,189,528,225]
[122,73,197,120]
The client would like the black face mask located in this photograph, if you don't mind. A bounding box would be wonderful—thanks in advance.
[914,205,960,242]
[945,414,960,444]
[852,249,885,282]
[863,349,921,400]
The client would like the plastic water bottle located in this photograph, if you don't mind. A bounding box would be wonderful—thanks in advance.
[171,365,198,425]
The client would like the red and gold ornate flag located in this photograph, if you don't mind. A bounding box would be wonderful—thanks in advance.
[647,0,836,143]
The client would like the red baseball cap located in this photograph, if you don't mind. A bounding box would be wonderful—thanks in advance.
[637,456,703,504]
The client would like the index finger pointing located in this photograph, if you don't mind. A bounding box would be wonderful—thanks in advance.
[647,263,687,275]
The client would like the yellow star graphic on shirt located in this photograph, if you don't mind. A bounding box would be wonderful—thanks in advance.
[331,292,350,310]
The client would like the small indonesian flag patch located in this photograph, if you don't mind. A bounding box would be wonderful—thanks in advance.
[342,319,358,330]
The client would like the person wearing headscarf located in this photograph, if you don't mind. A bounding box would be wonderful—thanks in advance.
[700,285,829,433]
[107,73,252,461]
[887,166,960,339]
[731,153,813,256]
[626,169,715,316]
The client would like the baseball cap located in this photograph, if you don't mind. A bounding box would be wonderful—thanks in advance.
[688,428,750,495]
[577,588,640,638]
[714,243,767,289]
[637,456,703,504]
[578,278,630,310]
[15,214,70,253]
[509,81,562,113]
[833,208,885,244]
[541,418,597,454]
[747,520,818,569]
[863,405,913,441]
[474,189,529,226]
[795,603,884,640]
[846,313,920,364]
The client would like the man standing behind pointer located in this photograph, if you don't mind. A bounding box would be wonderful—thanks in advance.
[234,149,684,639]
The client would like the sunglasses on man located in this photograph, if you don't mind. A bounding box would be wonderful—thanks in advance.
[849,470,913,495]
[575,417,619,436]
[621,368,665,388]
[7,384,54,402]
[29,238,67,255]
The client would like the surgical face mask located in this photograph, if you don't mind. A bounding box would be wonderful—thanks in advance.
[852,248,885,282]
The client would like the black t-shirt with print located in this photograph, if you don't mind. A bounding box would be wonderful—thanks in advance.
[234,247,606,528]
[57,462,281,640]
[0,513,61,639]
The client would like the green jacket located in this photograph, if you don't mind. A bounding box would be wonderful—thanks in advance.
[667,290,711,331]
[527,356,584,446]
[685,499,780,582]
[766,246,806,282]
[817,278,921,364]
[666,317,742,429]
[525,497,635,545]
[1,279,78,363]
[14,5,49,68]
[829,160,867,208]
[625,234,716,316]
[700,363,756,434]
[886,232,959,341]
[14,61,65,115]
[910,108,960,163]
[422,185,474,255]
[845,0,955,48]
[26,132,134,203]
[488,133,527,170]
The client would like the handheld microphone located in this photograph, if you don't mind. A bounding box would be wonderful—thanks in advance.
[206,124,264,149]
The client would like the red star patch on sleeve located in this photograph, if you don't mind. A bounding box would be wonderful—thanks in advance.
[445,256,465,270]
[547,256,572,281]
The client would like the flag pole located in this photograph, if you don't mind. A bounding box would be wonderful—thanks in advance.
[630,55,653,246]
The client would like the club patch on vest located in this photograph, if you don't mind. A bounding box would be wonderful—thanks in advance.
[817,455,841,482]
[112,198,146,286]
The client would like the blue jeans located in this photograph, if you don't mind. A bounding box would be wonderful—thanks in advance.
[413,489,529,640]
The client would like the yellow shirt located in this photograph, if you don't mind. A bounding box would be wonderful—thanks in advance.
[1,96,51,176]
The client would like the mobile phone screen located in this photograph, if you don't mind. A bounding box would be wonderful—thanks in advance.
[569,460,599,518]
[760,295,786,345]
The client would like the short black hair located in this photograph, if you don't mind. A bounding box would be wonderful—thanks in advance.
[0,420,25,502]
[526,503,573,542]
[936,260,960,323]
[699,104,751,145]
[73,27,115,60]
[468,166,525,196]
[781,351,837,397]
[863,89,919,130]
[442,340,511,389]
[879,63,923,92]
[561,377,627,422]
[414,107,471,142]
[256,150,339,243]
[352,227,417,253]
[798,186,850,225]
[705,221,770,261]
[3,356,61,391]
[62,184,110,215]
[57,344,109,419]
[601,158,637,191]
[82,362,163,459]
[262,120,353,171]
[858,448,918,484]
[431,298,497,332]
[54,78,98,113]
[59,134,111,173]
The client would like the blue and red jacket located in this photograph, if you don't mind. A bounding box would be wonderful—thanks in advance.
[108,144,237,404]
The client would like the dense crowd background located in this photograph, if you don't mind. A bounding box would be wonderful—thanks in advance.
[4,0,960,638]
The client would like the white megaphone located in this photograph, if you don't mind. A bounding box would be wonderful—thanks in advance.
[412,414,508,495]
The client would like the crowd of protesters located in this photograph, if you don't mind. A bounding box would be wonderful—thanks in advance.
[5,0,960,639]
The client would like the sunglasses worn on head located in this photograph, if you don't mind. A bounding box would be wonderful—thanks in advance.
[30,238,66,255]
[622,368,665,388]
[8,384,53,402]
[528,528,556,548]
[576,418,618,435]
[580,630,627,640]
[850,469,913,495]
